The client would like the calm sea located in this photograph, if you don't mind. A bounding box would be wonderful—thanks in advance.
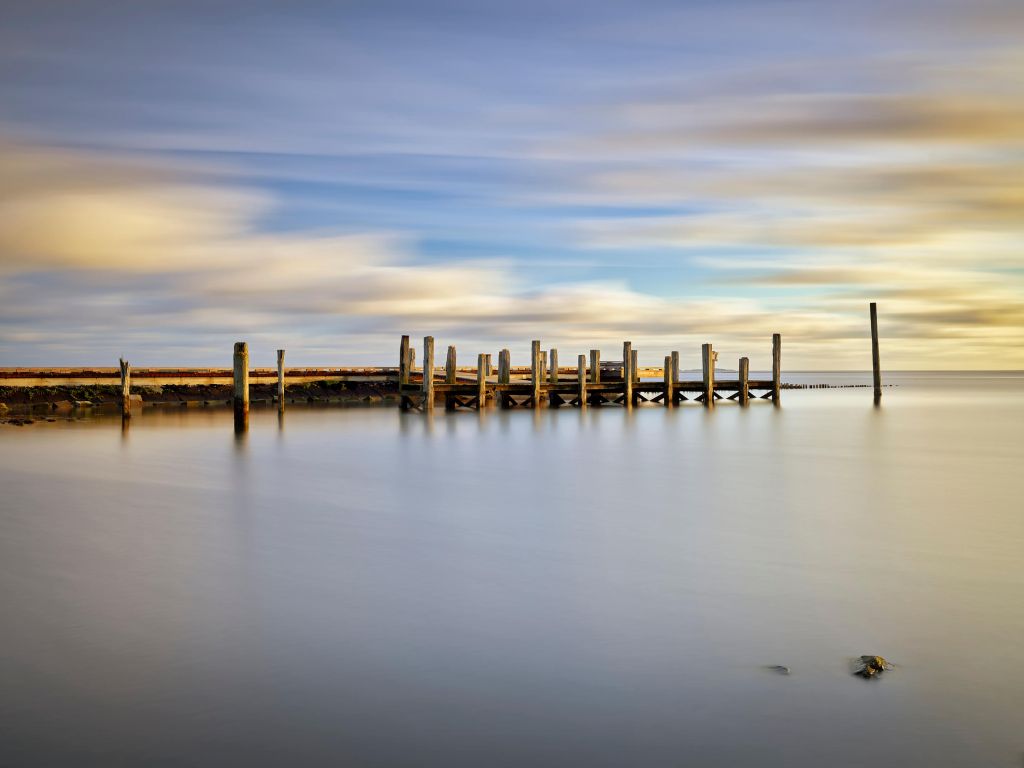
[2,372,1022,767]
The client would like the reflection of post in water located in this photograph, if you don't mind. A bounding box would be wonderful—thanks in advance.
[233,341,249,434]
[277,407,285,432]
[120,411,130,440]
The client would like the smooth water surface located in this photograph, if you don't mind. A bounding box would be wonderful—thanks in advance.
[2,372,1023,766]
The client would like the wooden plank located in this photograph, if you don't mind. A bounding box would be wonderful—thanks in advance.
[739,356,749,405]
[422,336,435,411]
[870,303,881,403]
[772,333,782,405]
[590,349,601,384]
[622,341,633,408]
[233,341,249,431]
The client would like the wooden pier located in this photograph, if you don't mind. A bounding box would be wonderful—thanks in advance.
[398,335,782,411]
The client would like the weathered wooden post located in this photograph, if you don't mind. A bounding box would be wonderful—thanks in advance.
[738,356,749,405]
[870,303,881,403]
[549,349,559,383]
[399,335,410,386]
[701,343,714,407]
[622,341,633,408]
[422,336,435,412]
[631,349,639,384]
[233,341,249,430]
[476,353,487,410]
[408,347,416,372]
[663,355,673,407]
[498,348,511,408]
[485,353,493,377]
[445,345,457,410]
[119,358,131,418]
[276,349,285,411]
[577,354,587,408]
[531,340,542,408]
[590,349,601,384]
[671,351,680,404]
[772,333,782,405]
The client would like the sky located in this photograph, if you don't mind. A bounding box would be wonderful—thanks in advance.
[0,0,1021,368]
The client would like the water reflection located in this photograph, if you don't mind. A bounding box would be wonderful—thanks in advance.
[1,375,1023,767]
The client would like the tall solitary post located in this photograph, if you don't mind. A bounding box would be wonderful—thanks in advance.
[119,358,131,418]
[622,341,633,408]
[276,349,285,411]
[233,342,249,431]
[531,340,542,408]
[422,336,435,412]
[772,333,782,406]
[870,303,881,403]
[738,356,750,406]
[701,343,714,407]
[590,350,601,384]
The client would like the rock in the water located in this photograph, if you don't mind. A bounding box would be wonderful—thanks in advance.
[853,655,893,678]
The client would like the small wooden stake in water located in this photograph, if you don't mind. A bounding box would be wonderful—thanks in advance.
[739,356,749,406]
[590,349,601,384]
[578,354,587,408]
[276,349,285,411]
[119,358,131,418]
[772,333,782,406]
[233,341,249,431]
[422,336,435,412]
[870,303,882,404]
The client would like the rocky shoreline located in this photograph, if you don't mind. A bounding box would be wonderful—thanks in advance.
[0,380,400,423]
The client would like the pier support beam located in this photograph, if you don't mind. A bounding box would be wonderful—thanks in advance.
[276,349,285,411]
[119,358,131,418]
[477,353,487,410]
[631,349,639,385]
[870,303,881,403]
[498,348,511,408]
[590,350,601,384]
[531,340,542,408]
[701,343,714,408]
[663,355,673,407]
[623,341,633,408]
[578,355,587,408]
[671,351,680,403]
[422,336,435,412]
[233,341,249,431]
[772,333,782,406]
[445,345,457,410]
[739,356,749,405]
